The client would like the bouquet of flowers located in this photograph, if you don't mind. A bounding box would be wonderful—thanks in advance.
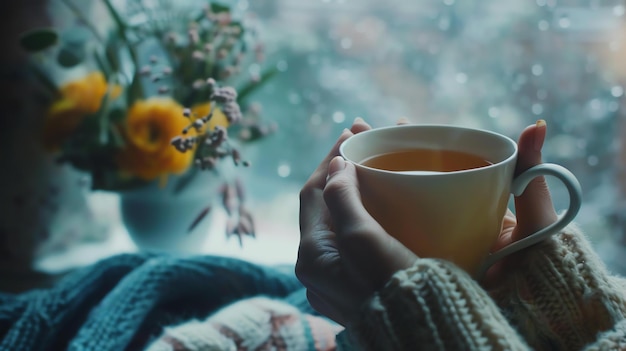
[21,0,277,242]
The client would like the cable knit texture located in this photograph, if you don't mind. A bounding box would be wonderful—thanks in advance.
[2,225,625,350]
[343,225,626,351]
[492,224,626,351]
[0,254,338,351]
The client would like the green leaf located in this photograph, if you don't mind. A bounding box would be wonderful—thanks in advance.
[93,50,111,78]
[127,73,144,105]
[97,94,111,145]
[237,66,279,102]
[210,2,231,13]
[104,35,121,73]
[57,45,85,67]
[103,0,128,31]
[103,0,139,66]
[19,28,59,52]
[60,0,105,43]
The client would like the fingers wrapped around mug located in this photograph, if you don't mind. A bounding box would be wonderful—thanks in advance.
[297,118,379,326]
[511,120,558,242]
[323,156,419,290]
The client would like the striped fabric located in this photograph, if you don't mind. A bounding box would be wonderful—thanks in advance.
[146,297,342,351]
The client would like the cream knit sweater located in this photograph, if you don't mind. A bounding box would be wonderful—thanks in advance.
[343,224,626,350]
[146,225,626,350]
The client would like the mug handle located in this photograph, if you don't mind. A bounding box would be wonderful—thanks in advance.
[478,163,582,277]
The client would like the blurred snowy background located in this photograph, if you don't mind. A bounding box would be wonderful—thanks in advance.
[34,0,626,275]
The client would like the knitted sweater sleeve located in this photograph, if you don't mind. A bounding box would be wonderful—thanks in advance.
[491,224,626,350]
[345,224,626,351]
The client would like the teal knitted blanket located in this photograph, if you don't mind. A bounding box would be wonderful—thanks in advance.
[0,253,309,351]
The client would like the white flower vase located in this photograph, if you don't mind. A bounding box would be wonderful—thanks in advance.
[120,170,225,253]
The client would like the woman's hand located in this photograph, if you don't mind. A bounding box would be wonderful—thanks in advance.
[296,118,418,327]
[484,120,559,287]
[297,118,559,325]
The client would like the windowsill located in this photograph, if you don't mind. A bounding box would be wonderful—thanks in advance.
[35,190,301,274]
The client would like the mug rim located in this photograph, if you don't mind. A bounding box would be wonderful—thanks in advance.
[339,124,519,176]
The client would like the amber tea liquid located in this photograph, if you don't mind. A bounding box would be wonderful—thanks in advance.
[358,147,499,273]
[361,148,492,172]
[361,149,492,172]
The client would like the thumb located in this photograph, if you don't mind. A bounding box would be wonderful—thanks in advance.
[323,156,386,238]
[323,156,417,286]
[512,120,558,242]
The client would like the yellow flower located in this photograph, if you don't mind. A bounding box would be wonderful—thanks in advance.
[190,102,230,132]
[116,98,194,181]
[42,72,121,151]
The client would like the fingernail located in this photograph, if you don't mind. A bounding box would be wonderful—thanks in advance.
[328,156,346,178]
[354,117,365,124]
[534,119,547,151]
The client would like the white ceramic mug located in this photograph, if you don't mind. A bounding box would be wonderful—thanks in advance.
[340,124,582,277]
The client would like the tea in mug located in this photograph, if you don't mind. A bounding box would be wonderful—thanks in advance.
[361,148,492,172]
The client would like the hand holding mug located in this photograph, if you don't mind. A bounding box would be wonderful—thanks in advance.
[484,120,560,284]
[297,119,418,327]
[339,122,581,277]
[297,119,582,326]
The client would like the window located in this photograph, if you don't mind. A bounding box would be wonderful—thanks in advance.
[36,0,626,274]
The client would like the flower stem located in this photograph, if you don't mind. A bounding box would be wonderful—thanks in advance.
[60,0,105,44]
[102,0,140,67]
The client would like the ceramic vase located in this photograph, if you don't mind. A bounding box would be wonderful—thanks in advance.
[120,171,224,253]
